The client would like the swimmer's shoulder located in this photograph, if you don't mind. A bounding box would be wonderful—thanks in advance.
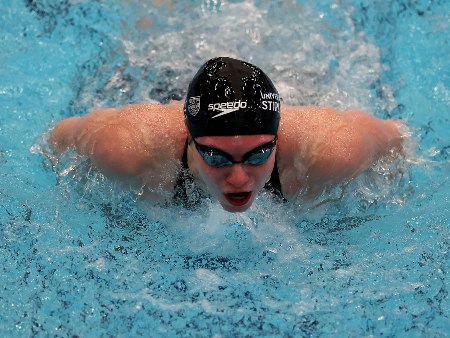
[79,101,187,184]
[278,105,334,153]
[277,105,403,199]
[117,100,184,122]
[277,106,355,199]
[122,101,188,196]
[50,101,188,200]
[115,100,188,175]
[280,105,341,130]
[276,106,321,199]
[110,101,187,150]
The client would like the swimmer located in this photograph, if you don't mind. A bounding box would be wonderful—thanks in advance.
[49,57,403,212]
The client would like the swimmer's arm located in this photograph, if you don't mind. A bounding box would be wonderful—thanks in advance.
[49,108,146,177]
[309,109,402,184]
[278,107,403,199]
[49,102,186,179]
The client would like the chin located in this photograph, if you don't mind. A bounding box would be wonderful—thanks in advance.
[221,203,252,213]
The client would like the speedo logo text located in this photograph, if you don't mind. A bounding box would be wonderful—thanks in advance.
[209,100,248,119]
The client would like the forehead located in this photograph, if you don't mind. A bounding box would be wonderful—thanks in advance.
[195,135,274,153]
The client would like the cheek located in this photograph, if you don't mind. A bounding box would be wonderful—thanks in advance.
[197,161,223,188]
[261,156,276,181]
[247,158,275,188]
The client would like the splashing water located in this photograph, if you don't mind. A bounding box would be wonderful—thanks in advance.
[1,0,449,336]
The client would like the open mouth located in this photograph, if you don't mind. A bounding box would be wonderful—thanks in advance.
[224,192,252,206]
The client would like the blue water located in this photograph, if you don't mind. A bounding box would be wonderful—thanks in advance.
[1,0,449,336]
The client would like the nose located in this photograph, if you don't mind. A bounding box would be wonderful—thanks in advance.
[225,164,251,188]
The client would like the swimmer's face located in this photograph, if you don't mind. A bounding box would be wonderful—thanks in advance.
[192,135,276,212]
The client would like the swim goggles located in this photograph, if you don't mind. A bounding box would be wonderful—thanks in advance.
[193,137,277,168]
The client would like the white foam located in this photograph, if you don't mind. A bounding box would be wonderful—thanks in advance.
[77,1,395,115]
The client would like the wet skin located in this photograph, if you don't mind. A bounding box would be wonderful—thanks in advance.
[49,103,403,210]
[189,134,276,212]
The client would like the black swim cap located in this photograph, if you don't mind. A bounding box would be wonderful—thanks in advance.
[184,57,280,138]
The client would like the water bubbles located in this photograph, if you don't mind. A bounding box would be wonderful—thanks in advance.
[432,82,450,104]
[69,0,390,113]
[201,0,223,14]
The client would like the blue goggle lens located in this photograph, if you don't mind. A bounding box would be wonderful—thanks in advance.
[194,138,276,168]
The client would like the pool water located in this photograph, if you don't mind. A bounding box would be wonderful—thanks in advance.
[1,0,449,336]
